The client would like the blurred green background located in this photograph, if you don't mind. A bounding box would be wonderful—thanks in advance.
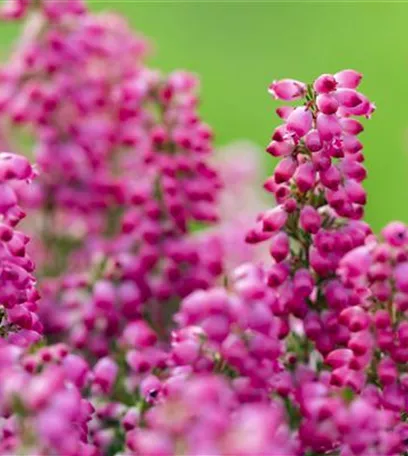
[1,1,407,231]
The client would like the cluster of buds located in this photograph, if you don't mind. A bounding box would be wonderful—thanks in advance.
[125,373,296,456]
[335,222,408,411]
[0,153,39,345]
[171,264,284,396]
[246,72,375,363]
[264,70,373,225]
[0,340,97,455]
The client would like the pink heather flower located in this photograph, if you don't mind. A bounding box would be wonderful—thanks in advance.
[340,118,364,135]
[338,245,372,279]
[267,262,290,287]
[0,153,39,341]
[299,205,321,234]
[266,139,294,157]
[62,354,90,389]
[286,107,313,137]
[394,262,408,293]
[339,306,370,332]
[345,179,366,205]
[313,73,337,93]
[293,269,314,297]
[304,129,322,152]
[276,106,294,120]
[334,69,363,89]
[126,350,151,373]
[377,358,398,386]
[262,206,288,232]
[316,93,339,114]
[268,78,306,101]
[316,113,342,140]
[126,429,173,456]
[92,357,118,395]
[340,95,376,118]
[319,164,342,190]
[92,281,116,312]
[382,221,408,247]
[245,224,274,244]
[122,407,140,431]
[274,157,297,184]
[269,231,289,262]
[294,162,316,192]
[348,330,372,356]
[0,0,30,20]
[140,375,161,403]
[325,348,355,369]
[335,88,365,108]
[397,321,408,345]
[122,321,158,349]
[343,135,363,154]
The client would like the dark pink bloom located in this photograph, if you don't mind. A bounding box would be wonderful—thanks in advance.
[268,78,306,100]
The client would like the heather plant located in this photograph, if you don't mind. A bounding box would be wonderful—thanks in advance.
[0,0,227,357]
[1,1,408,456]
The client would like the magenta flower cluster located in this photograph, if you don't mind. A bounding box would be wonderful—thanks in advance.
[1,1,408,455]
[0,153,40,344]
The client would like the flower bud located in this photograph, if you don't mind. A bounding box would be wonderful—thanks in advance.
[382,221,407,247]
[122,321,158,348]
[316,113,341,141]
[313,74,337,93]
[335,88,363,108]
[316,93,338,114]
[93,357,118,395]
[339,118,364,135]
[395,262,408,293]
[266,140,294,157]
[334,69,362,89]
[294,162,316,192]
[286,107,312,137]
[339,306,369,332]
[274,157,297,184]
[299,205,321,234]
[377,358,398,386]
[269,232,289,262]
[262,206,287,232]
[338,246,372,279]
[293,269,314,297]
[305,129,322,152]
[320,164,342,190]
[268,79,306,100]
[325,348,354,369]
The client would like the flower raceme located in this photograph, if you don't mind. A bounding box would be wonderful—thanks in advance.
[0,153,40,345]
[266,70,373,221]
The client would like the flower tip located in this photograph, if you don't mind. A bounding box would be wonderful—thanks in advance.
[268,79,306,101]
[366,102,376,118]
[335,69,363,89]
